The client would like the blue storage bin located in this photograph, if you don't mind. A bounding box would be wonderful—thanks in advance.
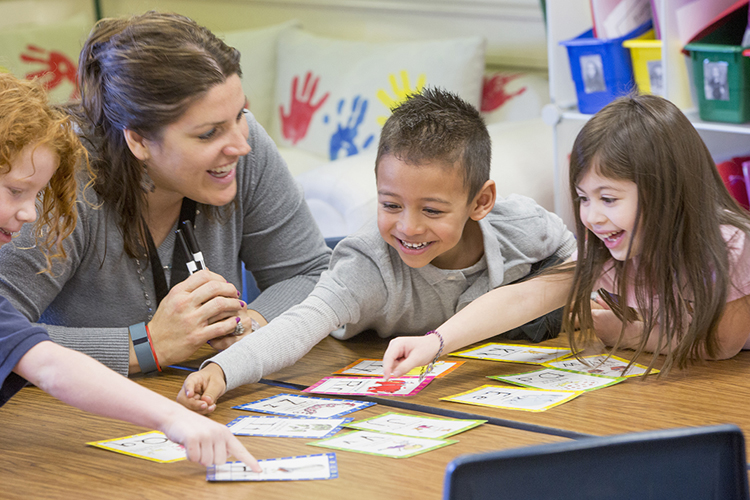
[561,20,652,114]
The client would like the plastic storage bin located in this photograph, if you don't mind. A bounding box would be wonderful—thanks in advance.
[684,3,750,123]
[560,20,652,114]
[622,35,663,95]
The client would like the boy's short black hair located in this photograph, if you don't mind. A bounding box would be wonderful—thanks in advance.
[376,87,491,202]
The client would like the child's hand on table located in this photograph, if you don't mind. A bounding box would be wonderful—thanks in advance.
[161,407,261,471]
[382,334,442,379]
[178,362,227,415]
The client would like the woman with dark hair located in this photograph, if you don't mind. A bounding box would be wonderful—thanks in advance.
[0,11,330,376]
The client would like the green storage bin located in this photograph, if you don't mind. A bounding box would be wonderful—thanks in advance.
[684,4,750,123]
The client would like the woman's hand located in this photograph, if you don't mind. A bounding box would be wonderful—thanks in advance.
[382,334,442,380]
[143,270,243,369]
[206,306,267,351]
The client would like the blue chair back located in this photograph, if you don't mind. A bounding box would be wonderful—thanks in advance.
[444,424,749,500]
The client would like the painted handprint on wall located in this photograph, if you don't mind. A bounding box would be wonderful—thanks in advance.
[376,70,426,125]
[326,96,375,160]
[481,73,527,112]
[20,45,78,99]
[279,72,330,145]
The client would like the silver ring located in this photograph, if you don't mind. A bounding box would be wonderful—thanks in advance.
[233,319,245,336]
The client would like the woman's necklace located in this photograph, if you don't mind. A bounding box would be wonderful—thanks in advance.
[135,255,154,321]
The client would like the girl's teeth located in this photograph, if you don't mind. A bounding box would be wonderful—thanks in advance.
[0,229,11,236]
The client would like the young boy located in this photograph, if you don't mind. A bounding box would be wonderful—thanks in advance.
[178,87,575,413]
[0,73,259,470]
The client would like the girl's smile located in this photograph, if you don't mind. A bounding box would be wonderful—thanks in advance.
[576,168,640,261]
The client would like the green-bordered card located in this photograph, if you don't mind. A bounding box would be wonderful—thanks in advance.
[308,430,457,458]
[488,367,625,392]
[345,412,485,439]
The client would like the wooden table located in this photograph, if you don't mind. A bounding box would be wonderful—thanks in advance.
[1,366,567,500]
[262,331,750,442]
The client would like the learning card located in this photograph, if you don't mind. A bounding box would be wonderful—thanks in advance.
[226,416,352,439]
[207,453,338,482]
[303,376,432,397]
[233,393,375,418]
[543,354,660,377]
[450,342,575,364]
[308,430,457,458]
[488,367,625,392]
[87,431,186,463]
[345,412,485,439]
[333,358,464,378]
[441,384,583,412]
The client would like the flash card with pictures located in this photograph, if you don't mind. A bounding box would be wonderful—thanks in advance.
[441,384,583,412]
[543,354,659,377]
[226,416,352,439]
[303,376,432,397]
[333,358,463,378]
[309,430,457,459]
[207,453,338,482]
[488,367,625,392]
[233,393,375,418]
[346,412,485,439]
[450,342,575,364]
[86,431,186,463]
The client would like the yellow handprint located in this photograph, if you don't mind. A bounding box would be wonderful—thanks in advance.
[376,70,427,126]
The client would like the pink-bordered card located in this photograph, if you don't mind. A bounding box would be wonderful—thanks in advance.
[302,376,434,397]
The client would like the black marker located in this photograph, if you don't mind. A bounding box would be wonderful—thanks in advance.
[181,220,206,271]
[175,229,198,275]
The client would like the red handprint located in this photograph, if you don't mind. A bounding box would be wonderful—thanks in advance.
[21,45,79,100]
[279,72,329,145]
[367,379,405,394]
[481,73,527,113]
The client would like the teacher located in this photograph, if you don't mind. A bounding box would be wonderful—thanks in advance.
[0,11,331,376]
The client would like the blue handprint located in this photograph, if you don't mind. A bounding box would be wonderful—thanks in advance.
[327,96,375,160]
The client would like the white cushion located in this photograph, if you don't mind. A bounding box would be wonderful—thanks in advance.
[221,20,301,132]
[294,118,555,239]
[272,29,486,160]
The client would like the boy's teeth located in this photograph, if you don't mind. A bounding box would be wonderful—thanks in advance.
[402,240,428,249]
[0,229,11,236]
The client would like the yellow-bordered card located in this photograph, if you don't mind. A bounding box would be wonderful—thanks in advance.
[543,354,659,377]
[450,342,576,364]
[87,431,186,463]
[332,358,463,378]
[488,367,625,392]
[441,385,582,412]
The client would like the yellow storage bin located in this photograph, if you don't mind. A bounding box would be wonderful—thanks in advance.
[623,34,663,95]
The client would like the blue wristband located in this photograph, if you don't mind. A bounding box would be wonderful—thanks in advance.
[129,322,158,374]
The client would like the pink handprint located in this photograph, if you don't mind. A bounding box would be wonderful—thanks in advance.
[279,72,330,145]
[20,45,78,99]
[481,73,527,113]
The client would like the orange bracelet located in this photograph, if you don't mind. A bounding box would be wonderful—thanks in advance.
[145,324,162,372]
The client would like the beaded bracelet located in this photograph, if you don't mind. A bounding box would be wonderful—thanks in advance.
[419,330,444,382]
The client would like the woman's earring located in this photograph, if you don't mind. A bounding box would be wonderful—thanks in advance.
[141,162,155,193]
